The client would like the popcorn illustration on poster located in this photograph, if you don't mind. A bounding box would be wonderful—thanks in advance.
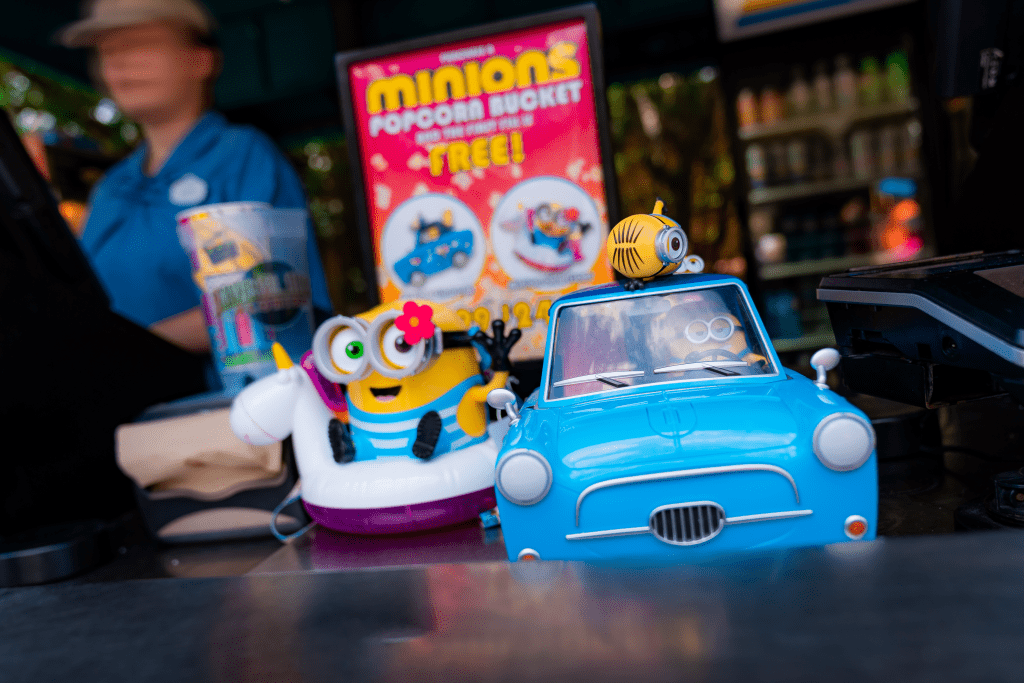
[382,194,486,295]
[491,176,604,284]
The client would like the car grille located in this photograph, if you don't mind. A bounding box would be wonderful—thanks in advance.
[649,502,726,545]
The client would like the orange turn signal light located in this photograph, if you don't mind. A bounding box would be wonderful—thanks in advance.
[844,516,868,540]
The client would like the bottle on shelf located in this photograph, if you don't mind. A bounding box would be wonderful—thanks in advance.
[763,288,803,340]
[748,208,773,241]
[752,207,784,266]
[878,124,899,175]
[839,196,870,254]
[760,85,785,124]
[813,60,833,112]
[768,141,788,186]
[833,144,851,180]
[737,87,759,129]
[746,142,767,189]
[755,233,787,264]
[820,210,844,258]
[810,137,831,182]
[834,54,857,110]
[902,118,922,174]
[850,128,875,180]
[788,66,812,117]
[885,50,911,103]
[859,56,883,106]
[779,214,800,261]
[801,212,821,260]
[787,137,810,182]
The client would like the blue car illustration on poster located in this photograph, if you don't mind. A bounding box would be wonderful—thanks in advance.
[392,210,475,287]
[491,274,877,562]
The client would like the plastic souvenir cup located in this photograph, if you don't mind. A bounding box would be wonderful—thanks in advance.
[176,202,315,394]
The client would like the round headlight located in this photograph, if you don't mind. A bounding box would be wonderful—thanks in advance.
[496,449,552,505]
[813,413,875,471]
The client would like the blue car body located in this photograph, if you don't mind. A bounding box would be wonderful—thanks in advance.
[496,274,877,562]
[393,229,474,285]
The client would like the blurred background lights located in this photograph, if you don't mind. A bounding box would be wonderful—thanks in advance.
[92,98,119,125]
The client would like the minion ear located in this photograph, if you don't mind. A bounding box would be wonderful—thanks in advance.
[442,209,453,227]
[652,199,665,215]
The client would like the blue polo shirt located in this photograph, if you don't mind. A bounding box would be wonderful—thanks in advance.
[81,111,333,327]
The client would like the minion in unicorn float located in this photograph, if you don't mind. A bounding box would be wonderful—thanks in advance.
[606,199,705,290]
[313,300,518,463]
[230,299,520,535]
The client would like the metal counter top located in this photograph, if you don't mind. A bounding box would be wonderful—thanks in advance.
[5,529,1024,682]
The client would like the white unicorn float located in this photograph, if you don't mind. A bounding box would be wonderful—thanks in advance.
[230,300,518,535]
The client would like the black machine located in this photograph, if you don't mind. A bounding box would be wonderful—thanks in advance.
[818,251,1024,407]
[820,251,1024,530]
[0,111,207,584]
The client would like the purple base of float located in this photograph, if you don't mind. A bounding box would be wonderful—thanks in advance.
[303,487,497,535]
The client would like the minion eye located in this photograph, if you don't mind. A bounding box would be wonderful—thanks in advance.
[709,316,735,341]
[382,324,419,369]
[329,328,366,374]
[666,228,685,260]
[313,315,372,383]
[655,226,688,265]
[685,320,710,344]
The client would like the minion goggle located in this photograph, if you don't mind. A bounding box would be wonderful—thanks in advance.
[312,312,475,383]
[655,223,688,266]
[684,316,736,344]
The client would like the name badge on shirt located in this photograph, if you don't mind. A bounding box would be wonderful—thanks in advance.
[169,173,209,207]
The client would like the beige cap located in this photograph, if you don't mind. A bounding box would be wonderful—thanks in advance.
[57,0,216,48]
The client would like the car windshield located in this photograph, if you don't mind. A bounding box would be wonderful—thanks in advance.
[547,284,777,400]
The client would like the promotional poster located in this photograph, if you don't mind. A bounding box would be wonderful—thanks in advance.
[339,10,616,359]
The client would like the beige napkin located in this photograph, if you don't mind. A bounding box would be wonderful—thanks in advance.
[116,407,282,500]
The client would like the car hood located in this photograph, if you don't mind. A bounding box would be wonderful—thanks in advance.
[552,382,802,471]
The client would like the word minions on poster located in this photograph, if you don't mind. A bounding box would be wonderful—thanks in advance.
[338,7,618,359]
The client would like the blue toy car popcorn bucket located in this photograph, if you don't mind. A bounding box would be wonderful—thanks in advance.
[176,202,315,394]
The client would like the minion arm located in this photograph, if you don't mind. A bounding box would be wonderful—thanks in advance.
[465,371,510,403]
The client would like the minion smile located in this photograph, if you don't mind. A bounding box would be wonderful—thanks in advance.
[370,386,402,402]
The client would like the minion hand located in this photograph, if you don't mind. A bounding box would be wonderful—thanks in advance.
[473,320,522,372]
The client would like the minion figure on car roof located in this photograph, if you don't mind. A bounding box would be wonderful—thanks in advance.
[606,199,705,289]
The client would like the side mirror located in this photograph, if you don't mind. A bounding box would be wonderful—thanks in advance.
[810,348,841,389]
[487,388,521,425]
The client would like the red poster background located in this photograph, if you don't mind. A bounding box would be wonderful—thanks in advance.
[345,18,614,359]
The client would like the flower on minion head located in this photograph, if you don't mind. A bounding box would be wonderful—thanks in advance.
[396,301,435,345]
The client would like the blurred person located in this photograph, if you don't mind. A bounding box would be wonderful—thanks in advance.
[58,0,333,355]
